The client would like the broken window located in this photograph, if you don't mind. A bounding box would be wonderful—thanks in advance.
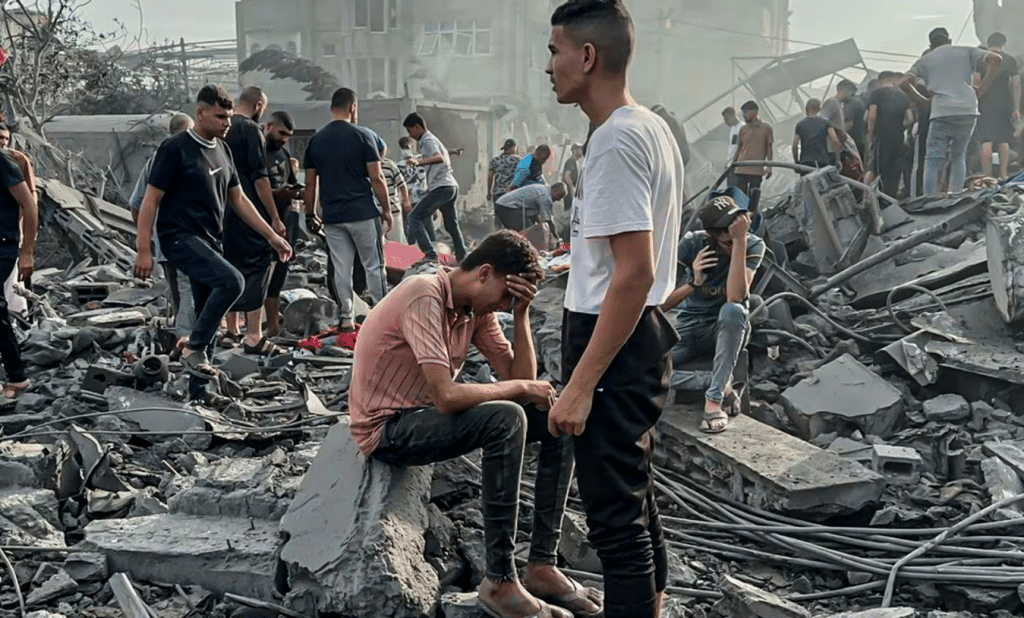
[418,20,491,56]
[355,0,368,28]
[388,0,399,30]
[323,43,336,58]
[370,0,385,33]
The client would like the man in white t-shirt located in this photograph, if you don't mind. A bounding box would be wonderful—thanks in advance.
[546,1,684,617]
[723,106,744,166]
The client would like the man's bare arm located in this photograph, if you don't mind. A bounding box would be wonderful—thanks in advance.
[660,283,694,313]
[1013,74,1021,121]
[900,74,931,107]
[867,105,878,138]
[976,52,1003,99]
[11,182,36,253]
[791,134,800,163]
[302,169,318,216]
[422,364,552,415]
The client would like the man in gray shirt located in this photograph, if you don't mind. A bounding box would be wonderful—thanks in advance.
[900,27,1002,195]
[403,113,467,262]
[495,183,566,239]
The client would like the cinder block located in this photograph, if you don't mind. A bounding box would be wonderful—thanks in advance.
[870,445,922,486]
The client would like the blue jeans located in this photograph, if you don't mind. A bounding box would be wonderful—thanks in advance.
[671,303,750,403]
[407,186,466,261]
[924,115,976,196]
[162,235,244,400]
[373,402,573,581]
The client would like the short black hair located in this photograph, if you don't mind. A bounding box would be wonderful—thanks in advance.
[403,112,426,129]
[551,0,634,75]
[551,182,567,194]
[269,110,295,132]
[330,87,357,111]
[837,79,857,93]
[722,106,736,116]
[0,123,11,134]
[460,230,544,281]
[535,144,552,158]
[806,98,822,112]
[398,136,414,149]
[877,71,896,81]
[988,32,1008,48]
[740,100,758,112]
[197,85,233,109]
[239,85,265,106]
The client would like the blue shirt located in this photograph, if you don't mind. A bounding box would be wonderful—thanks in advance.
[511,154,545,188]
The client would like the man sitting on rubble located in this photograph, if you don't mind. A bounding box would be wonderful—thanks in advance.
[348,230,601,618]
[661,194,765,434]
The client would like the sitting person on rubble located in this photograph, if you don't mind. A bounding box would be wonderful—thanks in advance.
[661,193,765,434]
[348,230,601,618]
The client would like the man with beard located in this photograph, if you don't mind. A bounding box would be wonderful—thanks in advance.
[261,111,301,338]
[222,86,288,354]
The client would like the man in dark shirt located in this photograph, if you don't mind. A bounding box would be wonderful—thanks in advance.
[838,79,867,161]
[868,71,913,198]
[262,111,301,338]
[561,143,583,215]
[303,88,392,333]
[222,86,287,355]
[0,147,37,401]
[975,32,1021,179]
[793,99,840,170]
[134,85,292,406]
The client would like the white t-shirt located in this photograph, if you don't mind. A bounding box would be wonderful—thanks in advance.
[727,121,745,162]
[565,105,684,315]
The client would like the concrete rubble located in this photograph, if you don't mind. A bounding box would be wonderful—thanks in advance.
[3,132,1024,618]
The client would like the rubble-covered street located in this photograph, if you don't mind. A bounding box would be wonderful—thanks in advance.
[2,161,1024,618]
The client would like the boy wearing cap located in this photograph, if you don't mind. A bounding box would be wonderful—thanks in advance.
[661,194,765,433]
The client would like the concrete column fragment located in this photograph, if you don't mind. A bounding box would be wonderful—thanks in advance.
[280,419,438,617]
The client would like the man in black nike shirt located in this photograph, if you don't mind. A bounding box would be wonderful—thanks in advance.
[223,86,287,355]
[134,85,292,406]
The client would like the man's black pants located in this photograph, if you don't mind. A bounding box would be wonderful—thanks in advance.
[875,140,904,199]
[374,402,574,581]
[0,258,26,384]
[733,174,763,210]
[562,306,679,618]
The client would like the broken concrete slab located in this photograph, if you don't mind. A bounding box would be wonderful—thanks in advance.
[105,387,205,433]
[923,394,971,423]
[280,419,438,618]
[657,406,884,519]
[982,457,1024,517]
[81,514,280,598]
[781,354,904,440]
[25,570,77,607]
[62,553,108,584]
[982,441,1024,481]
[987,205,1024,325]
[717,574,810,618]
[559,511,602,573]
[0,488,65,547]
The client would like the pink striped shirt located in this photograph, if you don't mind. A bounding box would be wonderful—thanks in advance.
[349,269,513,455]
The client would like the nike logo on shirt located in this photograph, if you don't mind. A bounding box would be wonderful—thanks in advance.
[209,167,222,176]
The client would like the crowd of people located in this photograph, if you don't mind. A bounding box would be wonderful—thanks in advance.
[721,28,1023,202]
[0,1,1009,618]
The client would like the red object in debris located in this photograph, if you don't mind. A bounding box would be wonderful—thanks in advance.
[384,241,424,271]
[0,47,8,67]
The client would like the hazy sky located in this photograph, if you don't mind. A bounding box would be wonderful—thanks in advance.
[81,0,976,70]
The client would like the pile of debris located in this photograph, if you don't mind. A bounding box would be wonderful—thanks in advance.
[6,167,1024,618]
